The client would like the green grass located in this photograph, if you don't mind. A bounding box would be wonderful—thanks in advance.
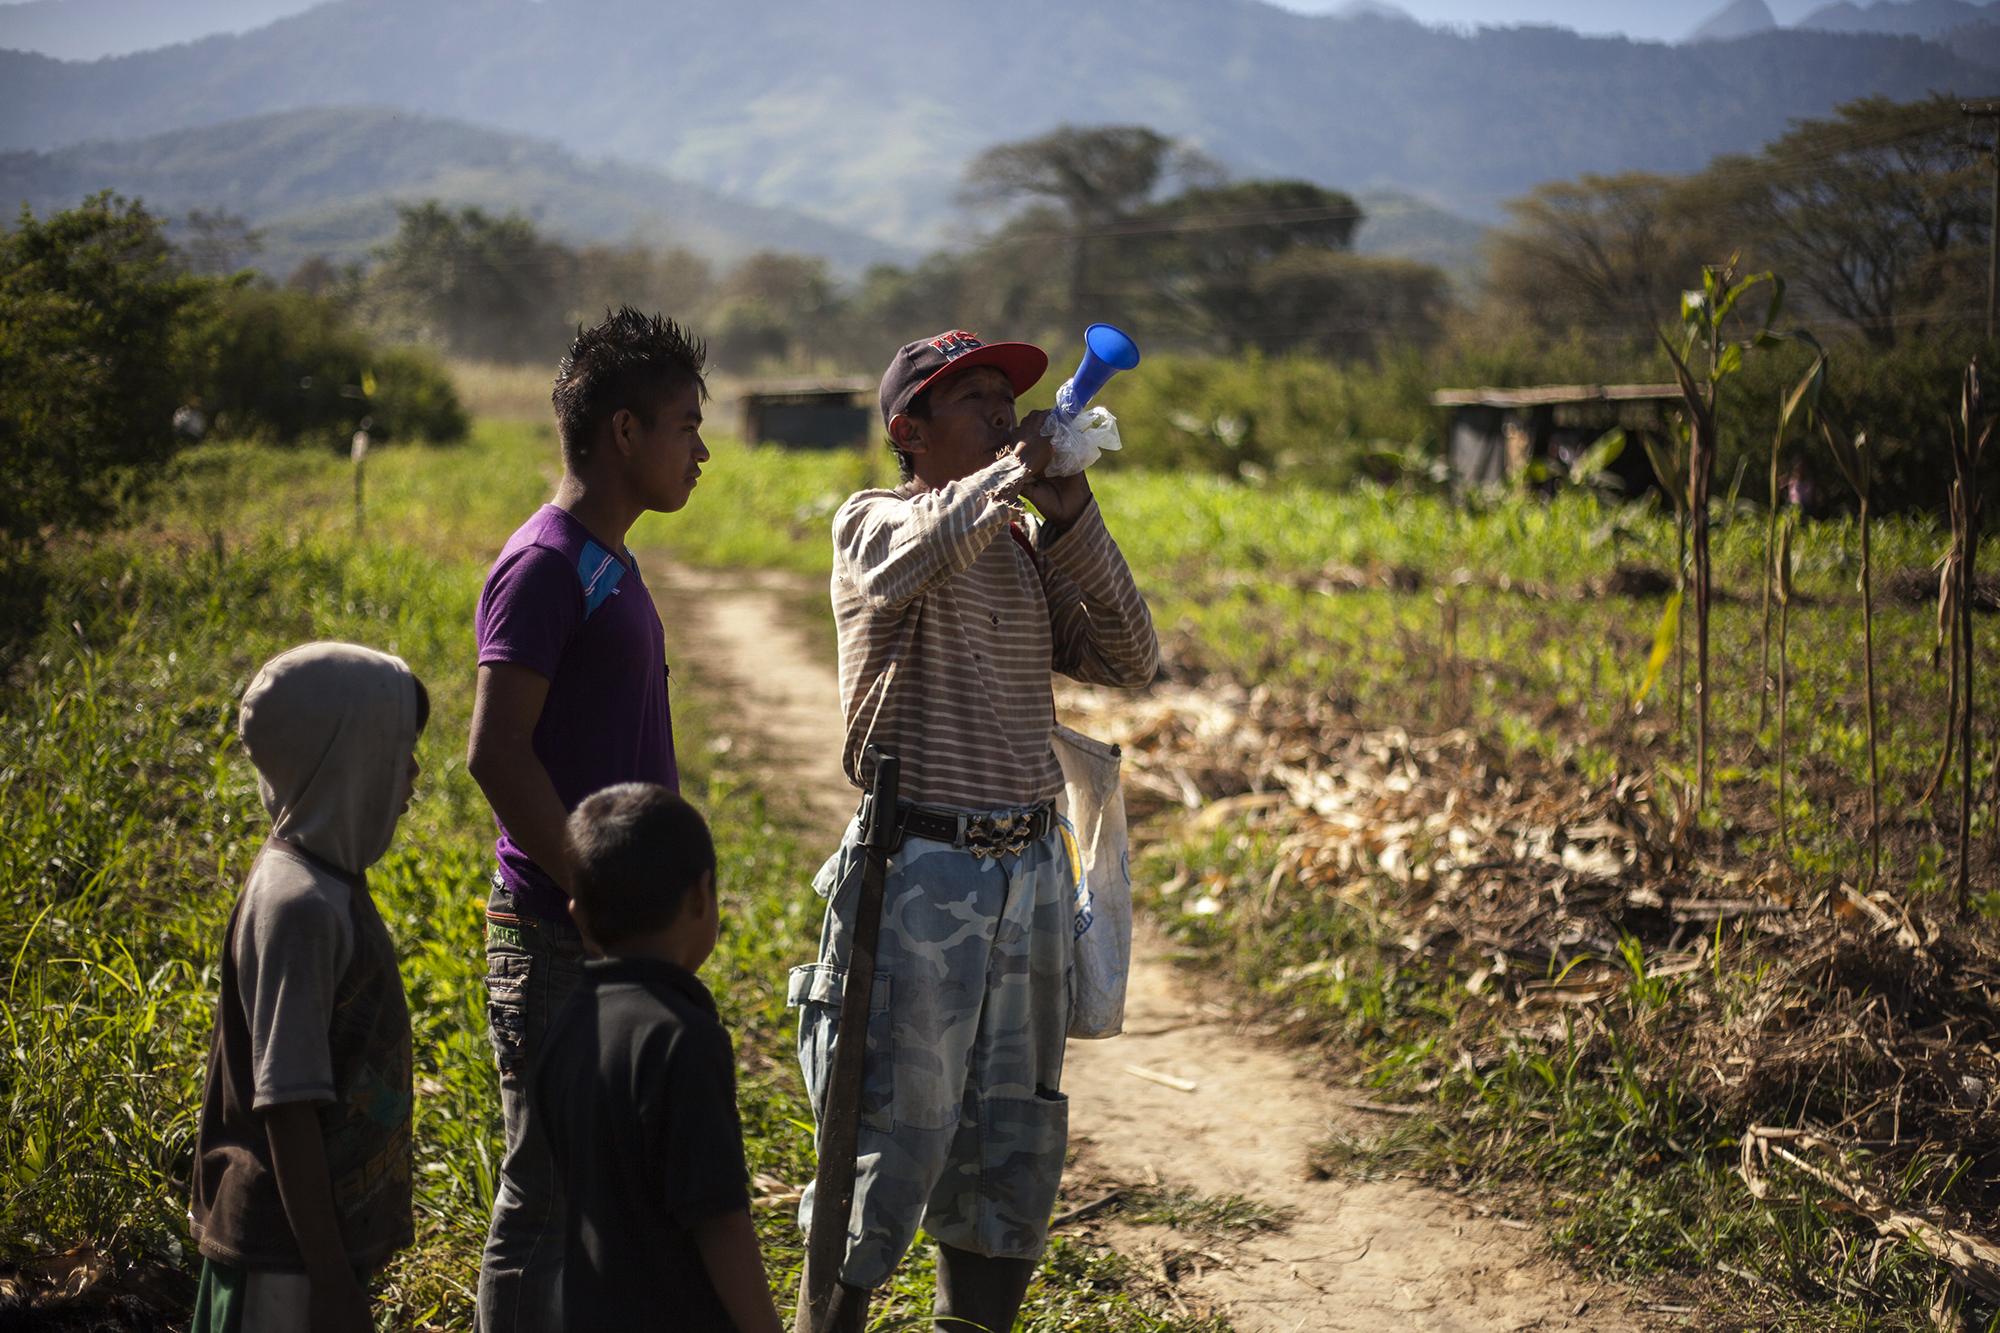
[620,440,2000,1327]
[0,428,1218,1330]
[10,416,1995,1328]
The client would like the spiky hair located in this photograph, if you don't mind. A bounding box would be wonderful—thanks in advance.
[551,307,708,468]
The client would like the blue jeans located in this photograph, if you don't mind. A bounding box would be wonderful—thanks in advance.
[475,878,585,1333]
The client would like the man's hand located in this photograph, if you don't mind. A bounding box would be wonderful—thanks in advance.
[466,663,572,891]
[305,1266,373,1333]
[1010,410,1056,477]
[1013,410,1093,534]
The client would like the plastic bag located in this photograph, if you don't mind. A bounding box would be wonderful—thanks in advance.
[1039,399,1123,477]
[1052,722,1130,1038]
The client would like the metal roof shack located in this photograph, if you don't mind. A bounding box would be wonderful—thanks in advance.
[737,377,876,449]
[1431,384,1681,494]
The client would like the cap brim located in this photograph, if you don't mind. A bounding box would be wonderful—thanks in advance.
[906,341,1048,410]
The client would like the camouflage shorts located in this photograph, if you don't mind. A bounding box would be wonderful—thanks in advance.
[789,812,1078,1289]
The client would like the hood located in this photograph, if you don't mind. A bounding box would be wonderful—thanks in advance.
[239,641,419,874]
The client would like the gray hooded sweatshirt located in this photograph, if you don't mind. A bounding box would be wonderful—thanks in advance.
[190,641,420,1273]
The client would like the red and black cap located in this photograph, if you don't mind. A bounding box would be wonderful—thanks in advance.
[878,330,1048,429]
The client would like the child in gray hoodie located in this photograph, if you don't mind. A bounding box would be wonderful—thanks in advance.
[188,641,427,1333]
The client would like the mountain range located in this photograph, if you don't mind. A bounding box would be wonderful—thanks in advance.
[0,0,318,60]
[3,0,1995,252]
[1689,0,2000,40]
[0,107,908,276]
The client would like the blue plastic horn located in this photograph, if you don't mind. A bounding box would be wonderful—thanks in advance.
[1053,322,1142,422]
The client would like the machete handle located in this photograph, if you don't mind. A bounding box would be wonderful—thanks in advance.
[862,745,901,850]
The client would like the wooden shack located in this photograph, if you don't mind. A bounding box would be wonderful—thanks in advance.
[737,377,875,449]
[1431,384,1681,494]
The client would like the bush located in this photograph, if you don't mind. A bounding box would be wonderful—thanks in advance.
[181,283,375,446]
[366,344,469,444]
[182,283,468,448]
[1106,350,1437,481]
[0,194,205,541]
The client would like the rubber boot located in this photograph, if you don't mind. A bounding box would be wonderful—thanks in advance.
[793,1272,871,1333]
[933,1243,1036,1333]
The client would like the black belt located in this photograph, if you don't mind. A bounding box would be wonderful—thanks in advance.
[891,801,1054,851]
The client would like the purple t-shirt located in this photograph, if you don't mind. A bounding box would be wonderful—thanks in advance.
[476,505,677,920]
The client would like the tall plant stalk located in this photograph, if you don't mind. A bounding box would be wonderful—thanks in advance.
[1918,561,1961,810]
[1775,515,1796,852]
[1757,345,1826,739]
[1822,415,1880,886]
[1951,360,1989,911]
[1758,395,1782,735]
[1640,427,1691,735]
[1661,262,1785,816]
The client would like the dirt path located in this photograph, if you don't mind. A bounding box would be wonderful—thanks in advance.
[644,554,1645,1333]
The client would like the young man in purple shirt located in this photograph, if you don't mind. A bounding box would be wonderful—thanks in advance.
[467,307,709,1332]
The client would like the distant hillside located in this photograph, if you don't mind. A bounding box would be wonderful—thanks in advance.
[1798,0,1999,35]
[1688,0,1778,41]
[0,0,318,60]
[0,107,909,276]
[1,0,1993,242]
[1352,190,1486,285]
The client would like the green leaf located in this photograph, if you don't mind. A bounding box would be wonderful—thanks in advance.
[1571,428,1626,483]
[1633,590,1684,706]
[1723,455,1749,516]
[1778,336,1827,438]
[1716,342,1743,378]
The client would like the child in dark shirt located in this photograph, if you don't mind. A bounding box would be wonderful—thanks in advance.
[533,783,782,1333]
[188,642,427,1333]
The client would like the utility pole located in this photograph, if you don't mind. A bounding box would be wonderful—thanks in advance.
[1962,100,2000,340]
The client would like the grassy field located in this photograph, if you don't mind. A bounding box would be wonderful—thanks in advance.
[0,423,1219,1330]
[619,435,2000,1329]
[8,399,1998,1328]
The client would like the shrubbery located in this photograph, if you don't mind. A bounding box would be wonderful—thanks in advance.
[0,194,205,541]
[1105,350,1435,483]
[181,284,467,447]
[1,195,469,546]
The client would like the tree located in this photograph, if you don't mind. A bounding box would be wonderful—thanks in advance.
[960,124,1221,325]
[1485,172,1715,339]
[0,194,205,542]
[367,203,575,363]
[1232,250,1445,360]
[1710,95,1986,348]
[179,209,264,277]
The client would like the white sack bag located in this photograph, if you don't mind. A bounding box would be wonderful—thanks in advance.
[1052,722,1130,1039]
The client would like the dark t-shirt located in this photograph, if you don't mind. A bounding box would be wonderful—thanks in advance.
[533,957,751,1331]
[190,841,414,1272]
[475,505,678,920]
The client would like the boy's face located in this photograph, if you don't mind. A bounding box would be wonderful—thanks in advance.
[619,382,708,514]
[687,869,721,970]
[394,748,420,816]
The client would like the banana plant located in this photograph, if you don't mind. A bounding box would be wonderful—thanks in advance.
[1659,261,1785,817]
[1820,413,1880,888]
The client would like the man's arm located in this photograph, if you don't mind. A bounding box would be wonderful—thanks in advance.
[1034,476,1160,688]
[836,449,1043,611]
[265,1102,371,1333]
[691,1209,784,1333]
[466,662,572,891]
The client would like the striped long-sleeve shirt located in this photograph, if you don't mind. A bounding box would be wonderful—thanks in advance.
[831,453,1159,810]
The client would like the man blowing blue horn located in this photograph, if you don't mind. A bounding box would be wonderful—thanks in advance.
[789,329,1159,1333]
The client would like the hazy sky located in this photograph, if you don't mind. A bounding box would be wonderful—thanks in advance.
[1272,0,1826,43]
